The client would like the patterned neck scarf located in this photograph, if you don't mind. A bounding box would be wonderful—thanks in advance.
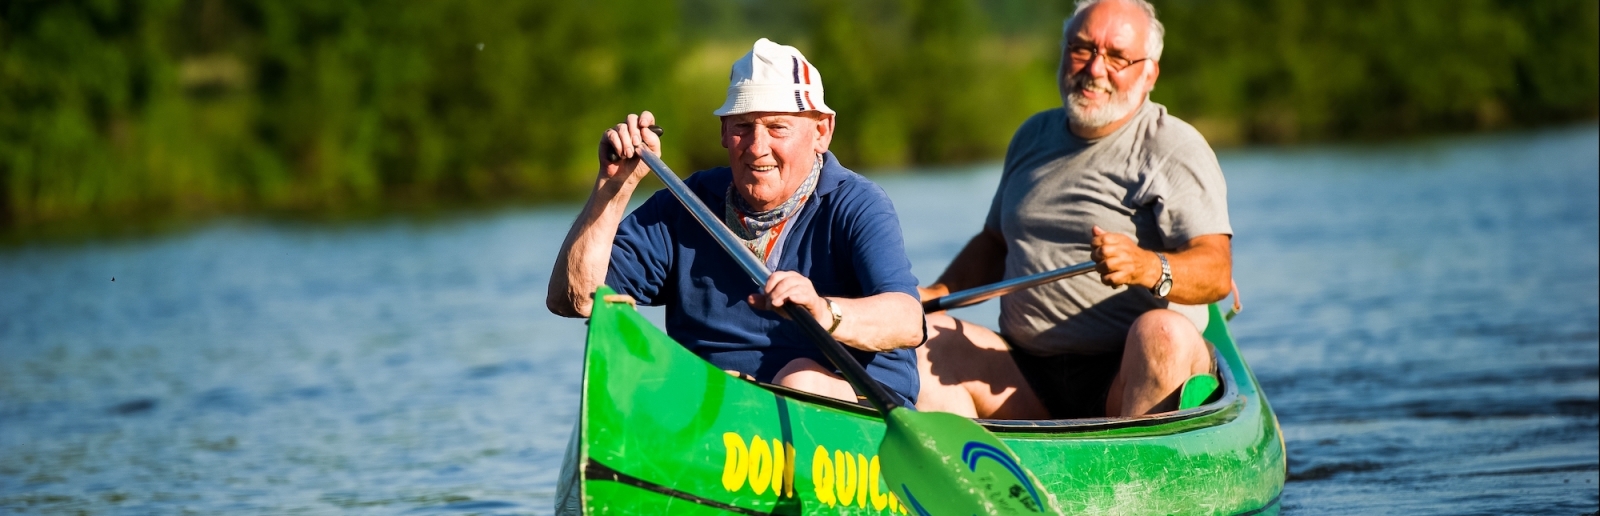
[724,153,823,261]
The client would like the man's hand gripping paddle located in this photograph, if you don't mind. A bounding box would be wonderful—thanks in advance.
[617,128,1059,515]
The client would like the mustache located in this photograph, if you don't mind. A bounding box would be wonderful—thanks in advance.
[1068,73,1117,97]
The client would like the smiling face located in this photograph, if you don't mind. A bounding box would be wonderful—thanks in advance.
[1059,0,1160,137]
[720,112,835,211]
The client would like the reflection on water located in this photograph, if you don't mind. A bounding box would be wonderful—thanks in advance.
[2,125,1597,514]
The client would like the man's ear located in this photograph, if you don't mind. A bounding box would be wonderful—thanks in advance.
[1144,60,1160,94]
[720,117,732,149]
[812,114,835,154]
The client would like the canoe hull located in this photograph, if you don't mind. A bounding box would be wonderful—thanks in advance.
[576,287,1284,515]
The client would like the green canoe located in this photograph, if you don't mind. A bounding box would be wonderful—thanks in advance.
[561,286,1285,514]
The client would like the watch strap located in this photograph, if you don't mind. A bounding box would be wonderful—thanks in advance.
[1154,252,1173,299]
[825,298,843,334]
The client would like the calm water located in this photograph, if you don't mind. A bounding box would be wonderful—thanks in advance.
[2,125,1596,515]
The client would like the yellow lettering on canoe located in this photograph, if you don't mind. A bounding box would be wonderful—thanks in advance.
[835,450,856,506]
[726,436,904,513]
[766,437,785,496]
[748,434,772,495]
[812,445,835,507]
[722,432,747,492]
[783,441,796,498]
[855,453,869,508]
[870,455,888,511]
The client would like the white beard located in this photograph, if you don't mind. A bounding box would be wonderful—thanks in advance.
[1063,69,1148,131]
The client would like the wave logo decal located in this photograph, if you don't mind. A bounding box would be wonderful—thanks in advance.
[961,441,1043,510]
[898,485,933,516]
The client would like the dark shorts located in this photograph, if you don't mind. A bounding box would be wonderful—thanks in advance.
[1007,345,1124,419]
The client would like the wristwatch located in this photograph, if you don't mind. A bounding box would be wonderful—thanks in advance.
[825,298,844,334]
[1152,252,1173,299]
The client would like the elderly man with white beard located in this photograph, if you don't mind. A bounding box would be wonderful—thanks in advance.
[914,0,1234,419]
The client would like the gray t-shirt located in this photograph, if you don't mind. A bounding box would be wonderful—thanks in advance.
[985,101,1231,355]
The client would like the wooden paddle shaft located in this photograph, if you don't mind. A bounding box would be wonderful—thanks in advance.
[635,146,903,414]
[922,260,1097,313]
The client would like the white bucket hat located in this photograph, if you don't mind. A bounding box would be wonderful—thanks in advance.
[713,38,835,117]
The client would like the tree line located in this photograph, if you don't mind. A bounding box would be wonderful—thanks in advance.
[2,0,1594,231]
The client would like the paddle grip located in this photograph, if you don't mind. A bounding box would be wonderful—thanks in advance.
[605,125,665,163]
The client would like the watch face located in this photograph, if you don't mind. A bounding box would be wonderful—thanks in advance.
[1156,279,1173,297]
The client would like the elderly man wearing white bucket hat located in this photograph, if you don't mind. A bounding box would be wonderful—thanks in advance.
[549,39,924,407]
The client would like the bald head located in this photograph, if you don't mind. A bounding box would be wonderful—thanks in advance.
[1063,0,1164,62]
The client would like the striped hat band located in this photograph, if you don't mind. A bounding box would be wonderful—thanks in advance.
[713,38,835,117]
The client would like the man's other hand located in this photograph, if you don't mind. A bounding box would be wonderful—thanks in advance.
[749,271,832,325]
[1090,225,1159,290]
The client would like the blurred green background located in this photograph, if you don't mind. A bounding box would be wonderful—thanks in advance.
[2,0,1596,233]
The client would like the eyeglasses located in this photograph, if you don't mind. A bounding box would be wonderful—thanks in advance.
[1067,44,1151,72]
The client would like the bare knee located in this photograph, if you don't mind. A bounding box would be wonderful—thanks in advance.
[1126,309,1206,369]
[916,314,998,418]
[1113,310,1211,415]
[775,358,856,403]
[922,313,962,349]
[1129,309,1197,342]
[774,358,831,387]
[926,313,1010,352]
[919,315,1012,379]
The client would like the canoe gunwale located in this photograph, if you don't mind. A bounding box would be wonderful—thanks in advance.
[744,346,1242,435]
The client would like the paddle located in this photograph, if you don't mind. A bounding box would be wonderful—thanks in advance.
[920,261,1097,313]
[613,129,1058,515]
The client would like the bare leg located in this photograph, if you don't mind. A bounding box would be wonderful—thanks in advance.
[916,313,1050,419]
[774,358,858,404]
[1106,309,1213,416]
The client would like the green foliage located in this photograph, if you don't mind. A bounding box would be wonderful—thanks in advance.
[805,0,1050,167]
[1,0,1595,229]
[1152,0,1600,143]
[1,0,685,227]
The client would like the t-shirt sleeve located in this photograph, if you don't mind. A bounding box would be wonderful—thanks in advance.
[985,114,1040,234]
[1149,142,1232,248]
[604,190,676,306]
[840,183,920,299]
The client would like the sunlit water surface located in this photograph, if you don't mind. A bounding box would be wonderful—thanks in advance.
[3,125,1597,515]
